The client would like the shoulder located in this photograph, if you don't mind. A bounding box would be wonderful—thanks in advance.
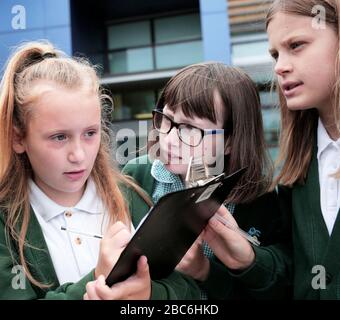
[122,155,152,174]
[120,156,155,226]
[122,155,154,193]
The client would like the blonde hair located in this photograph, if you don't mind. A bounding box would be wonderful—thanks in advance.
[266,0,339,186]
[0,41,151,288]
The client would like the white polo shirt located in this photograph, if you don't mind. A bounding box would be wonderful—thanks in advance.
[29,178,109,285]
[317,119,340,235]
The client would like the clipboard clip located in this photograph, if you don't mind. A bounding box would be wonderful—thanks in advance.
[185,156,225,187]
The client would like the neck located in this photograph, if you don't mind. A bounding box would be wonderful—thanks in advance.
[33,178,85,207]
[319,110,340,141]
[318,102,340,141]
[52,191,84,207]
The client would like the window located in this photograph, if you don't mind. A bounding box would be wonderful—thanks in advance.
[231,33,271,65]
[154,14,201,44]
[108,21,151,50]
[108,48,153,74]
[106,13,203,75]
[155,41,203,69]
[112,89,159,121]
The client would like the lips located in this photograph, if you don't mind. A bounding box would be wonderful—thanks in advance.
[64,170,86,181]
[281,81,303,96]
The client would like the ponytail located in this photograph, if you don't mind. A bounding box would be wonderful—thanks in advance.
[0,40,151,289]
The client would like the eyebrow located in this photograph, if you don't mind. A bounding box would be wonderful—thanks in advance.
[46,124,100,135]
[269,33,312,53]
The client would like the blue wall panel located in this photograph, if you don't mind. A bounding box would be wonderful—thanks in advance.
[199,0,231,64]
[0,0,71,71]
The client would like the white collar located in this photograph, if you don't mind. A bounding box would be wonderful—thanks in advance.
[317,118,340,160]
[29,178,103,222]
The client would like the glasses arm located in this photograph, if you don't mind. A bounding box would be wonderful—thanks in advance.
[203,129,224,135]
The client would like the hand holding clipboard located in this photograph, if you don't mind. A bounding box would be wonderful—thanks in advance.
[105,167,249,286]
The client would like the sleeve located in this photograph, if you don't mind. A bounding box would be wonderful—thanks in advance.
[151,271,201,300]
[121,156,148,182]
[123,184,201,300]
[42,271,95,300]
[228,186,293,299]
[0,213,95,300]
[198,257,234,300]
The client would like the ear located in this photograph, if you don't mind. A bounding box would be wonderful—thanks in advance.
[12,126,26,154]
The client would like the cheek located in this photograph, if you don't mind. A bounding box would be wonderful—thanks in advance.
[307,49,336,79]
[26,148,62,176]
[25,139,55,163]
[158,134,171,153]
[306,62,335,99]
[94,135,101,150]
[189,145,203,159]
[159,133,166,145]
[87,138,101,161]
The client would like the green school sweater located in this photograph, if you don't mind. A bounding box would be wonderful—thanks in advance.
[0,186,200,300]
[236,138,340,299]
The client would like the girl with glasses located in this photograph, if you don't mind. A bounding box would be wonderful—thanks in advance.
[123,62,287,299]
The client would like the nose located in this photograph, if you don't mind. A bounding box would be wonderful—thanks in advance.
[165,126,180,146]
[274,54,293,76]
[68,139,85,163]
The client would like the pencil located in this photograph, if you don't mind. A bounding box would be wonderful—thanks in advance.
[213,214,260,246]
[60,226,103,239]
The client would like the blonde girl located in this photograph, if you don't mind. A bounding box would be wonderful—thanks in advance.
[0,41,200,300]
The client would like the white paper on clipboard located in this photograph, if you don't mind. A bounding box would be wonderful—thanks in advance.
[195,182,221,203]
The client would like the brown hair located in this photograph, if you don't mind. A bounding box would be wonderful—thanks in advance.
[0,41,151,288]
[266,0,339,185]
[153,62,273,204]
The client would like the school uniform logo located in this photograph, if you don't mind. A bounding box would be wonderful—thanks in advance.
[247,227,261,241]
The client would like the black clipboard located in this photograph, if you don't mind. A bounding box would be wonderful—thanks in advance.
[106,167,246,286]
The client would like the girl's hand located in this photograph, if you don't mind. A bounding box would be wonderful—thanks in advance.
[175,236,210,281]
[95,221,131,279]
[84,256,151,300]
[203,205,255,270]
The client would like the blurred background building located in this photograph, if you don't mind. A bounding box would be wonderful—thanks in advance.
[0,0,279,160]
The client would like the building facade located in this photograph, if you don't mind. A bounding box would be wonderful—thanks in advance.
[0,0,279,160]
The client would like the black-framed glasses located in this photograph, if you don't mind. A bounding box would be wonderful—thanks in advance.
[152,110,224,147]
